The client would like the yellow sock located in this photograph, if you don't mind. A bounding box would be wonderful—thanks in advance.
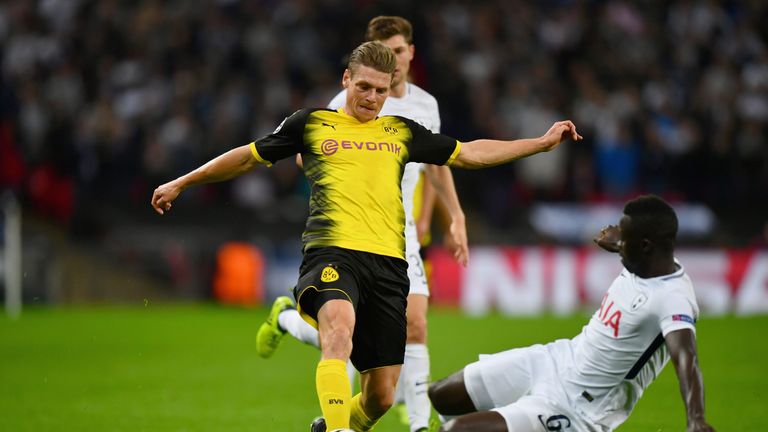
[350,393,379,431]
[316,359,352,430]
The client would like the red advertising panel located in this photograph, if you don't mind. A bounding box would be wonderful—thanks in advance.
[427,247,768,315]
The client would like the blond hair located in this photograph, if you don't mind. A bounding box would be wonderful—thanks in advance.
[347,41,397,76]
[366,16,413,44]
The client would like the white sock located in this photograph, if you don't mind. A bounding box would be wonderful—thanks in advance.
[277,309,319,347]
[394,368,406,404]
[403,343,431,431]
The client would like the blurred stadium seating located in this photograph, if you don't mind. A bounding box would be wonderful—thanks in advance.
[1,1,766,308]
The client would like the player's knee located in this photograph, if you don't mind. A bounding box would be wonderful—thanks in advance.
[330,324,353,340]
[319,326,353,358]
[406,314,427,343]
[429,371,476,416]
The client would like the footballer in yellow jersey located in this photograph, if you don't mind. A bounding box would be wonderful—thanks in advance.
[151,40,581,431]
[249,106,459,373]
[250,108,460,261]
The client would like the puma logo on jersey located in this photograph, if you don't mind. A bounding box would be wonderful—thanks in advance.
[321,266,339,283]
[322,122,337,130]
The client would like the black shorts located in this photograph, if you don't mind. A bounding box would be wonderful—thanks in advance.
[293,246,409,372]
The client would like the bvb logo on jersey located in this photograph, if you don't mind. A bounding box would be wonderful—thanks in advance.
[321,266,339,283]
[383,125,399,135]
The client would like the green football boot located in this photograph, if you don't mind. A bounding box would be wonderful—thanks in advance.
[256,296,294,358]
[395,402,409,426]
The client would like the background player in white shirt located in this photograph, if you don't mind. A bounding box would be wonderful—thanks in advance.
[256,16,468,432]
[428,195,716,432]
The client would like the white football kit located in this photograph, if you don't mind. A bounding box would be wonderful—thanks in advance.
[464,262,699,431]
[328,83,441,297]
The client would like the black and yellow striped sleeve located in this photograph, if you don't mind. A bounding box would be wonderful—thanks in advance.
[397,116,461,166]
[251,109,310,165]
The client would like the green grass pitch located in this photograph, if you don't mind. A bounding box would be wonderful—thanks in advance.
[1,304,765,431]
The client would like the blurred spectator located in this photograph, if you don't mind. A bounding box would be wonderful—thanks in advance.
[1,0,766,238]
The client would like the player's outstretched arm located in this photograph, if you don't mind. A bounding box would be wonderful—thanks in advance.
[665,329,716,432]
[450,120,583,169]
[151,144,259,215]
[424,164,469,265]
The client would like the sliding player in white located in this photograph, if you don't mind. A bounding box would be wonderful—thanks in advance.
[428,195,715,432]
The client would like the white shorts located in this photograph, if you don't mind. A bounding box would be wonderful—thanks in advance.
[463,341,601,432]
[405,236,429,297]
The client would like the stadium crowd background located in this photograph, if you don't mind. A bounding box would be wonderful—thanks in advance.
[1,0,767,300]
[2,0,767,231]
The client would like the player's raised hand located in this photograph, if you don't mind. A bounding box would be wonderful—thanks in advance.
[444,218,469,266]
[416,218,430,246]
[541,120,583,151]
[594,225,621,253]
[151,180,183,215]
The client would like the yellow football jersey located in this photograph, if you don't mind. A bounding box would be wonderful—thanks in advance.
[250,108,460,259]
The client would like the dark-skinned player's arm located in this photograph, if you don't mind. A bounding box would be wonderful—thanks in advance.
[151,145,258,215]
[665,329,716,432]
[450,120,582,169]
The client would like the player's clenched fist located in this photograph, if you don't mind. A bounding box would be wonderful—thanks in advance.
[151,181,183,215]
[541,120,583,151]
